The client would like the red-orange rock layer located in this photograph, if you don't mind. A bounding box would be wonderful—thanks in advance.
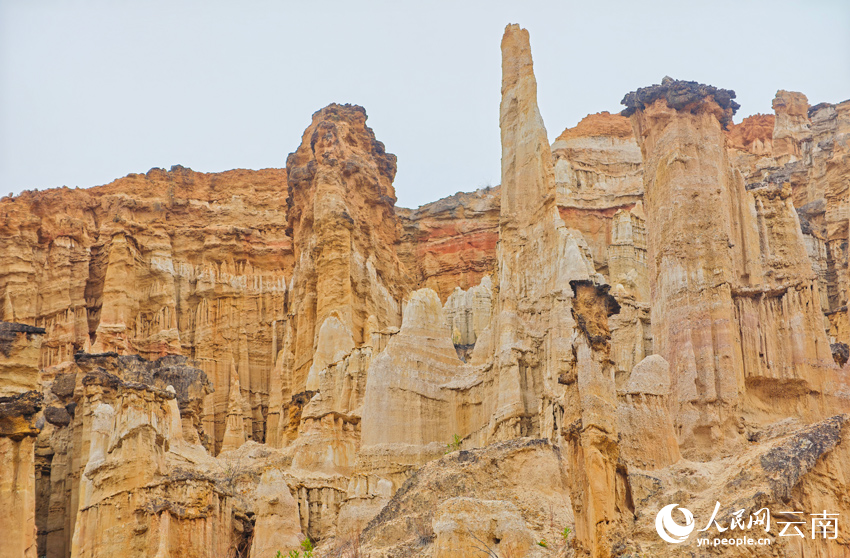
[556,111,634,142]
[725,113,774,151]
[397,187,500,302]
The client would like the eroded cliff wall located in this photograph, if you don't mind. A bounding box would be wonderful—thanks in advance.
[0,322,45,558]
[1,21,849,558]
[0,167,292,454]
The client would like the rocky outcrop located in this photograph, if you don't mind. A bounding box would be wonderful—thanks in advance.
[616,355,679,470]
[338,288,463,535]
[433,498,536,558]
[34,353,223,558]
[2,20,850,558]
[623,77,840,461]
[397,188,500,302]
[607,203,648,302]
[0,322,45,558]
[726,113,775,155]
[260,104,417,542]
[443,276,493,353]
[249,468,303,558]
[283,103,407,377]
[0,167,291,454]
[272,104,410,449]
[773,90,812,165]
[552,112,644,277]
[359,438,572,558]
[724,92,850,351]
[811,100,850,343]
[481,26,628,558]
[627,415,850,557]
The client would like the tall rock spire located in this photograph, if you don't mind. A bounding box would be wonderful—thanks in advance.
[494,25,625,558]
[282,103,410,397]
[622,78,749,459]
[499,24,556,228]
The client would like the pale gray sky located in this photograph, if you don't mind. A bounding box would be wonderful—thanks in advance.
[1,0,848,208]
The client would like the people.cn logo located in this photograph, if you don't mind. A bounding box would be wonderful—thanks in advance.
[656,504,696,544]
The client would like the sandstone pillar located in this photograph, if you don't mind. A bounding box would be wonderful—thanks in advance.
[499,25,625,558]
[0,322,45,558]
[772,90,811,166]
[623,78,837,458]
[284,103,409,393]
[623,79,751,458]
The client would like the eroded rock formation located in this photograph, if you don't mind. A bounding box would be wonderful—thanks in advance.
[623,76,843,461]
[398,187,500,302]
[1,21,849,558]
[0,322,45,558]
[0,167,291,455]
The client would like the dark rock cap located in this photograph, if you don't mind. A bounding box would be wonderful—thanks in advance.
[621,76,740,128]
[0,321,46,357]
[0,322,46,335]
[0,390,44,438]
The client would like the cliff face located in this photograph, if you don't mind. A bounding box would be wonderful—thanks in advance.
[552,111,644,277]
[624,77,838,460]
[1,23,850,558]
[0,167,292,455]
[397,187,500,302]
[0,322,45,558]
[726,93,850,348]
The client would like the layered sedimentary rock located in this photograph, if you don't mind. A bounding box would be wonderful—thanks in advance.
[623,78,751,457]
[0,322,45,558]
[397,187,500,302]
[725,92,850,348]
[607,203,648,302]
[30,351,304,558]
[398,110,648,304]
[552,112,644,278]
[319,25,641,557]
[433,498,536,558]
[0,167,291,454]
[252,104,419,543]
[623,77,840,460]
[282,103,408,386]
[37,353,221,558]
[2,20,850,558]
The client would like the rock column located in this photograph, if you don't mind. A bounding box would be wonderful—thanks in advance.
[0,322,46,558]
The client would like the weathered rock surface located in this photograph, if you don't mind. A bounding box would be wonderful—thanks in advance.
[249,468,303,558]
[616,355,680,471]
[443,275,493,351]
[623,77,844,462]
[358,439,572,558]
[1,21,849,558]
[552,112,644,277]
[626,415,850,557]
[397,187,500,302]
[0,322,45,558]
[0,166,291,454]
[281,103,409,402]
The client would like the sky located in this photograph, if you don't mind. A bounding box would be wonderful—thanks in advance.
[1,1,848,209]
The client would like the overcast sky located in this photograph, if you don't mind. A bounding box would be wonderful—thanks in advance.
[1,0,848,208]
